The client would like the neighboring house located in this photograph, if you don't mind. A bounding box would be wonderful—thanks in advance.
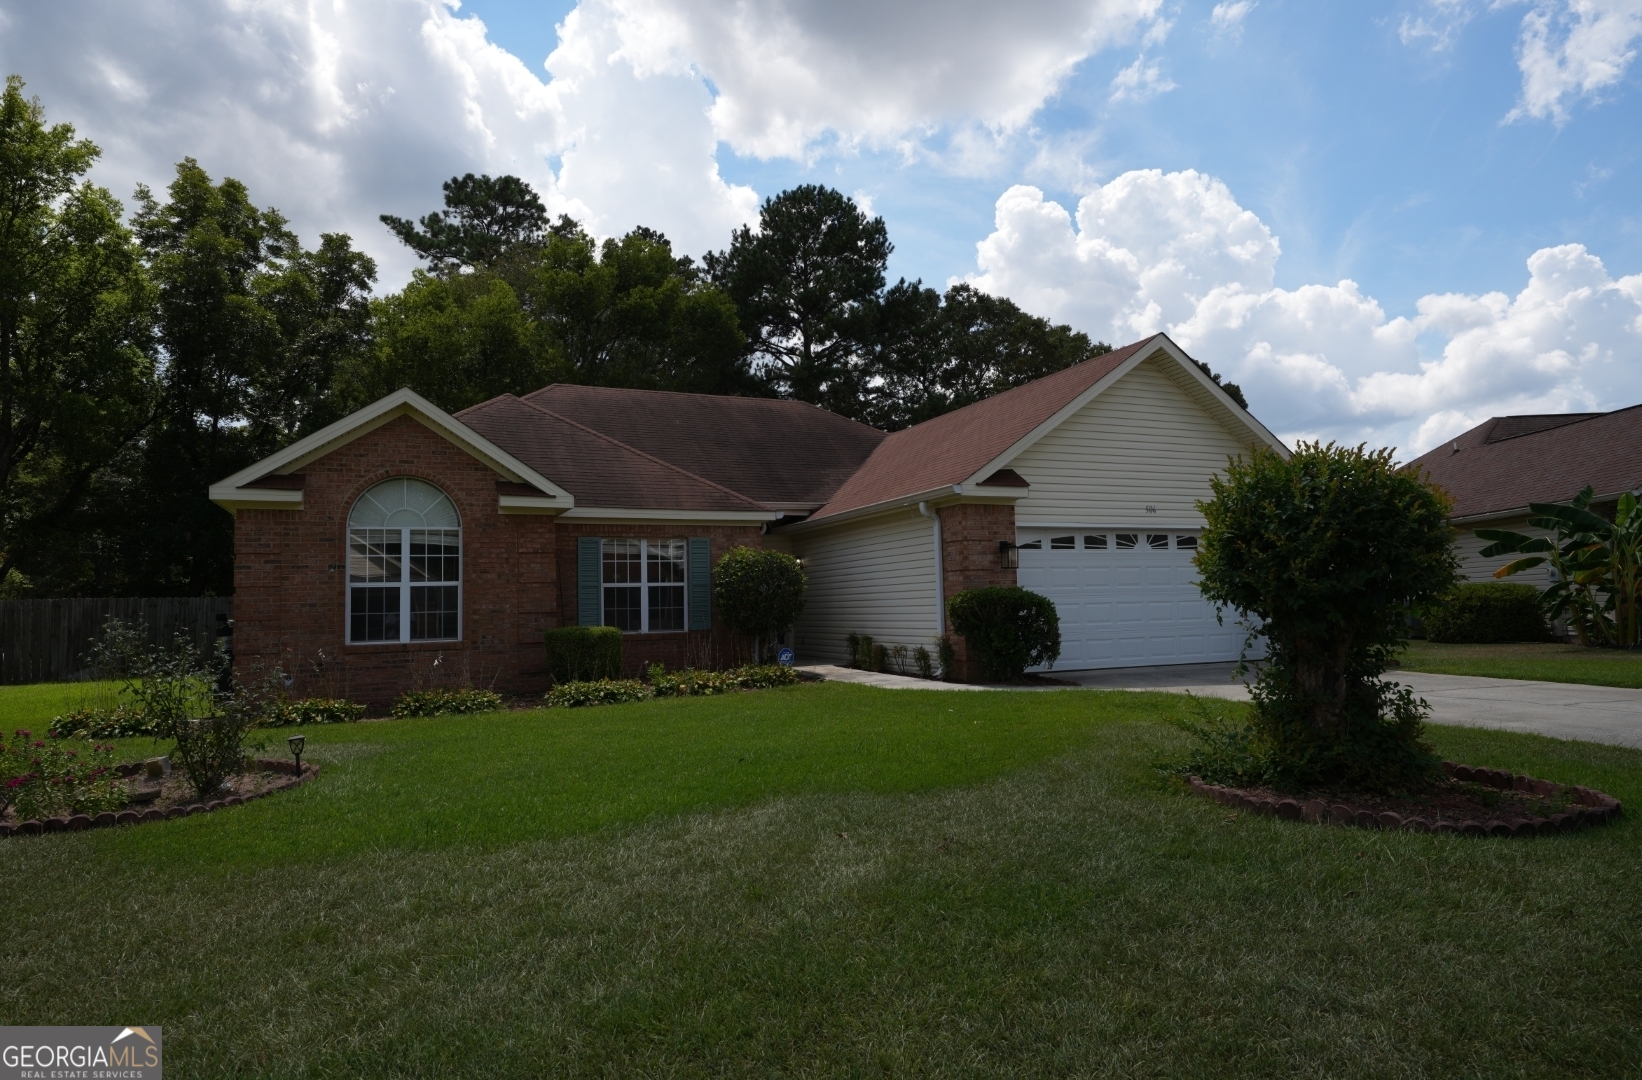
[1407,407,1642,585]
[210,333,1283,703]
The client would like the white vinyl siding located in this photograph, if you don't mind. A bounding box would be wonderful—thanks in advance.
[1008,357,1252,527]
[791,508,938,665]
[1454,517,1557,586]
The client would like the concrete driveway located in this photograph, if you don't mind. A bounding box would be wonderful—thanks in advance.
[1056,663,1642,749]
[801,662,1642,749]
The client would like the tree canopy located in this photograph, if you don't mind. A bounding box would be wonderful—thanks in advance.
[0,78,1255,600]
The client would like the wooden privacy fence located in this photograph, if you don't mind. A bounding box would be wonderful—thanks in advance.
[0,597,233,684]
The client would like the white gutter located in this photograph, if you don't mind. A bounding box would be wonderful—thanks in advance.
[918,502,944,638]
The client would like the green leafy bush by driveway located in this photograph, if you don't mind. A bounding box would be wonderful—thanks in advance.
[1424,582,1550,643]
[549,664,800,707]
[390,688,504,718]
[946,586,1061,681]
[48,705,156,740]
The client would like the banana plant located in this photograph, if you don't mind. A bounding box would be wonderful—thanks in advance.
[1476,485,1642,647]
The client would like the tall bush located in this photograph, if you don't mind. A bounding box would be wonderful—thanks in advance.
[945,586,1060,682]
[1195,442,1457,790]
[1423,583,1549,644]
[544,626,623,683]
[714,547,807,661]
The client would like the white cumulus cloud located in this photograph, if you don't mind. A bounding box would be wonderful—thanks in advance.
[1507,0,1642,123]
[597,0,1167,159]
[965,171,1642,455]
[1108,55,1176,102]
[0,0,570,287]
[1211,1,1256,35]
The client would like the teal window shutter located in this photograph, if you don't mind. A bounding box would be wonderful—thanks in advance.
[578,537,602,626]
[688,537,712,630]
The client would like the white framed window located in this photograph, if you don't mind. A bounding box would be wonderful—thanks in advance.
[347,478,461,644]
[602,538,687,633]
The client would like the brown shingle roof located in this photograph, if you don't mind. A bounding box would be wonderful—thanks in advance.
[807,338,1152,521]
[1406,405,1642,520]
[457,395,771,513]
[523,383,886,510]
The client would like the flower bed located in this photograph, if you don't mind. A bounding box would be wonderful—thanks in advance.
[0,758,319,838]
[1187,760,1622,836]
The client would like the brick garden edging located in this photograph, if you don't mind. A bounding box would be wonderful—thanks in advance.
[1188,760,1622,837]
[0,758,319,838]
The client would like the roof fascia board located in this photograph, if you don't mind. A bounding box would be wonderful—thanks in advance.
[958,335,1290,488]
[211,388,574,505]
[206,486,303,512]
[781,486,1024,534]
[558,507,781,524]
[1451,488,1640,526]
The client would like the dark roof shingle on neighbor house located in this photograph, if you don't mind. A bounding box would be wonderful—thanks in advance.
[1406,405,1642,521]
[457,395,771,513]
[807,339,1150,521]
[523,384,886,511]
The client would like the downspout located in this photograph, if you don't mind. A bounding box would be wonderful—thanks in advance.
[917,502,943,640]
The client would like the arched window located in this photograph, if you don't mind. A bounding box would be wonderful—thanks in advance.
[347,478,461,643]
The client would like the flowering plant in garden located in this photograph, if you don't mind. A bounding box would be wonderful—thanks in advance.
[0,729,126,822]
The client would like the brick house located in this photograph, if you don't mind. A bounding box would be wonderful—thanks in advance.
[211,333,1283,703]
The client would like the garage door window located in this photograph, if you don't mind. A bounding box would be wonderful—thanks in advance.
[1115,533,1137,549]
[1176,535,1198,550]
[1084,534,1107,549]
[1147,534,1169,550]
[1050,535,1075,549]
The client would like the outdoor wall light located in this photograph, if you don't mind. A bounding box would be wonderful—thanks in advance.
[288,734,305,777]
[999,541,1019,569]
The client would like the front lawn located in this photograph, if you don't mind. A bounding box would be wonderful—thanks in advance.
[1397,638,1642,688]
[3,683,1639,1077]
[0,679,124,726]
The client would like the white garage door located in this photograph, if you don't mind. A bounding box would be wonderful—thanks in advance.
[1015,528,1245,670]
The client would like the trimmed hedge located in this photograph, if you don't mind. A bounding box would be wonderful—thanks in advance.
[544,679,652,708]
[264,698,365,727]
[946,586,1061,682]
[1424,582,1550,644]
[547,664,801,708]
[389,688,504,718]
[49,705,155,740]
[545,626,623,683]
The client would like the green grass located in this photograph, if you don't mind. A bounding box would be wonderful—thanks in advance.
[1397,638,1642,687]
[4,683,1640,1077]
[0,679,124,727]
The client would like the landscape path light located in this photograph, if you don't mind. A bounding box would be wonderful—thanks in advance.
[288,734,305,778]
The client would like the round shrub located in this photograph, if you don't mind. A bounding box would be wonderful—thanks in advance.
[945,586,1060,682]
[714,547,807,661]
[1424,582,1549,643]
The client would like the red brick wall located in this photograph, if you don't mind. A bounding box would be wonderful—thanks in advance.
[937,502,1017,682]
[552,522,768,675]
[232,415,559,707]
[230,415,774,706]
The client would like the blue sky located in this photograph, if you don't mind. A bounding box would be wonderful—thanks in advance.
[459,0,1639,312]
[2,0,1639,452]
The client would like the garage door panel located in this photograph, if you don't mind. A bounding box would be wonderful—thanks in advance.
[1018,533,1243,670]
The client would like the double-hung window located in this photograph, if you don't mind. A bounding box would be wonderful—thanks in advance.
[347,477,461,644]
[602,538,686,632]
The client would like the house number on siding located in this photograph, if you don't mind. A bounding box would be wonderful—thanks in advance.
[1144,505,1157,514]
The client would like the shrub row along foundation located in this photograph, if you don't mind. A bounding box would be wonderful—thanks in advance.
[1188,760,1622,837]
[0,758,318,838]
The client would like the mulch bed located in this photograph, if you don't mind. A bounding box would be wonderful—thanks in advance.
[1,757,319,838]
[1189,761,1622,837]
